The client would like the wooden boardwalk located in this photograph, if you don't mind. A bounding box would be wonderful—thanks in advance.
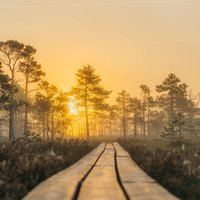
[23,143,179,200]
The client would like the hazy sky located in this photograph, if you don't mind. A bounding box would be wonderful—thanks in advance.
[1,0,200,99]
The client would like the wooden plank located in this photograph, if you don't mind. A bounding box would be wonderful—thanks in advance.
[124,183,178,200]
[113,143,179,200]
[96,144,115,166]
[78,146,126,200]
[23,143,105,200]
[113,143,130,157]
[23,142,180,200]
[116,156,154,183]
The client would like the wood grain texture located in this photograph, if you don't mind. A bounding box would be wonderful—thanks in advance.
[24,142,179,200]
[78,145,126,200]
[23,143,105,200]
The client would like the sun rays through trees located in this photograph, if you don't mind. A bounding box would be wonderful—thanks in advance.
[0,40,200,141]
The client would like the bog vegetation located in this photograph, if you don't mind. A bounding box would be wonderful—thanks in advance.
[0,139,97,200]
[120,138,200,200]
[0,40,200,199]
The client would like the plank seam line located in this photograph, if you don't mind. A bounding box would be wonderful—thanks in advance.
[71,142,107,200]
[112,143,131,200]
[123,181,155,183]
[116,155,129,157]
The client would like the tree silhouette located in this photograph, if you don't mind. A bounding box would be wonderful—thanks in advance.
[116,90,130,137]
[129,97,142,138]
[140,84,150,137]
[0,40,36,140]
[0,62,11,106]
[19,57,45,137]
[156,73,188,122]
[108,105,118,136]
[35,81,70,139]
[53,91,70,137]
[35,81,58,139]
[162,112,185,138]
[71,65,111,138]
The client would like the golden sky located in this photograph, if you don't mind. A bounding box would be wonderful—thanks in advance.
[1,0,200,99]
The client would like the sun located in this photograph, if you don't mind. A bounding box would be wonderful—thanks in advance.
[68,98,78,115]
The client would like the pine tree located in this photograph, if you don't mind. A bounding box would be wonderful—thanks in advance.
[129,97,142,138]
[53,92,70,137]
[35,81,59,140]
[116,90,130,137]
[108,105,118,136]
[162,112,185,139]
[156,73,188,122]
[140,84,151,137]
[71,65,111,138]
[0,62,11,106]
[19,57,45,137]
[0,40,36,140]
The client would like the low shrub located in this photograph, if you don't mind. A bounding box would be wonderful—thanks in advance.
[120,138,200,200]
[0,139,98,200]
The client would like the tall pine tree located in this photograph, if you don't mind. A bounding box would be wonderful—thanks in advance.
[116,90,130,137]
[19,57,45,137]
[129,97,142,138]
[71,65,111,138]
[156,73,188,122]
[0,40,36,140]
[140,84,151,137]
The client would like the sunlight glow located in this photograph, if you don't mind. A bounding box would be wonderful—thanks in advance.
[68,97,78,115]
[68,101,78,115]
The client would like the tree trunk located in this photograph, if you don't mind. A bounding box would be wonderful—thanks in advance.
[9,106,14,140]
[85,82,90,139]
[170,85,175,122]
[134,113,137,139]
[46,112,49,139]
[51,108,55,140]
[122,117,126,137]
[24,77,28,138]
[147,103,150,135]
[9,71,15,141]
[142,96,146,138]
[24,105,28,136]
[142,109,146,138]
[85,104,89,138]
[122,96,126,137]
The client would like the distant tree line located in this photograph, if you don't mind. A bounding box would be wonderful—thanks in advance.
[115,73,200,139]
[70,63,200,140]
[0,40,200,141]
